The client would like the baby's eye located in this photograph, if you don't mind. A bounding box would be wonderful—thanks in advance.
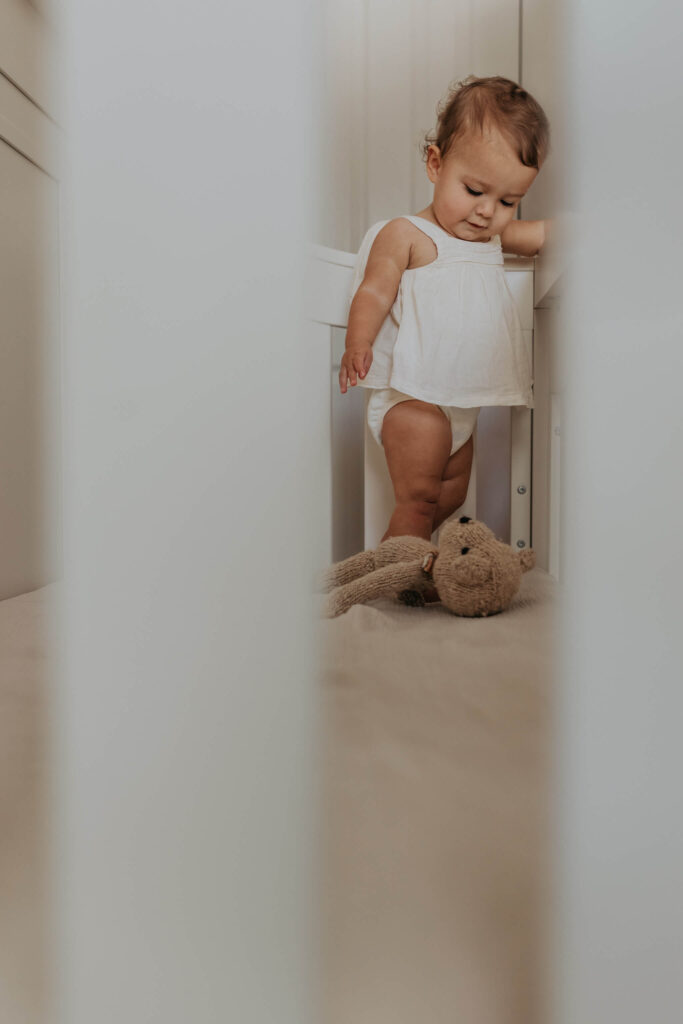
[466,185,515,208]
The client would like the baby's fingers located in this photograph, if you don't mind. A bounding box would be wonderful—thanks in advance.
[352,354,368,382]
[340,363,357,392]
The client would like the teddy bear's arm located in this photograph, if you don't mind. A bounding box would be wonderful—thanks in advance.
[317,549,377,593]
[323,561,426,617]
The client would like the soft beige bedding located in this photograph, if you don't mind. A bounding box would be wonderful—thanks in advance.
[1,574,555,1023]
[317,568,557,1024]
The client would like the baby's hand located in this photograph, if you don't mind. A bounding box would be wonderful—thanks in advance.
[339,346,373,394]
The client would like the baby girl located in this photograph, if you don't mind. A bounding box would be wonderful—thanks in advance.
[341,75,550,544]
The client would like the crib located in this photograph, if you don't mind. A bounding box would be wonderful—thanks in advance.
[310,242,551,569]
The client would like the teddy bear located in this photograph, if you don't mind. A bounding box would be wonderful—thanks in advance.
[319,516,535,618]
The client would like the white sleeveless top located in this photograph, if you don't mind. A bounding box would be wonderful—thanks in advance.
[348,215,534,408]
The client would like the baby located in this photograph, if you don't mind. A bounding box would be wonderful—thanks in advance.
[341,75,550,545]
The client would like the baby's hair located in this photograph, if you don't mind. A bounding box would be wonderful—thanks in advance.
[421,75,550,170]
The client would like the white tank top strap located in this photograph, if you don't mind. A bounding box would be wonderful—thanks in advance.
[400,215,446,253]
[400,214,503,265]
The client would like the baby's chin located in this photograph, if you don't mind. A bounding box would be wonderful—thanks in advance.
[456,221,493,242]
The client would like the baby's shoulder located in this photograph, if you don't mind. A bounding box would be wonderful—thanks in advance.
[366,217,437,272]
[365,216,414,246]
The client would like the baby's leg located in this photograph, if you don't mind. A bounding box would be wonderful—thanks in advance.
[380,399,451,541]
[432,433,475,531]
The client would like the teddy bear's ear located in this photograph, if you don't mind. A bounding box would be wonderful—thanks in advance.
[518,548,536,573]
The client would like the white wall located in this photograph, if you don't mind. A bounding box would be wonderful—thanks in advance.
[57,2,322,1022]
[319,0,520,254]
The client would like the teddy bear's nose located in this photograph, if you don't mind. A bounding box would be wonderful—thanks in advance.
[459,515,471,523]
[461,547,470,555]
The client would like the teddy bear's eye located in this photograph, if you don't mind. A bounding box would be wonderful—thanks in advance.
[461,547,470,555]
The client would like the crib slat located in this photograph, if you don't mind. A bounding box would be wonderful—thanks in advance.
[308,319,335,571]
[331,327,365,561]
[505,268,535,329]
[457,427,478,523]
[363,392,396,549]
[549,392,561,579]
[510,406,532,552]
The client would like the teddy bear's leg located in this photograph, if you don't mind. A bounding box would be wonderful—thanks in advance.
[398,589,427,607]
[323,562,425,617]
[316,549,377,593]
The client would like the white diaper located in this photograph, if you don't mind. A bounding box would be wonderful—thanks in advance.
[366,387,480,458]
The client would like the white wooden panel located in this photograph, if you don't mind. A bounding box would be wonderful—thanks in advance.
[509,406,532,551]
[475,406,510,541]
[309,251,354,328]
[364,393,396,549]
[549,391,561,580]
[311,243,356,269]
[520,0,565,576]
[0,0,57,117]
[331,326,365,561]
[309,320,334,571]
[530,306,553,571]
[454,427,478,521]
[505,267,535,329]
[522,327,533,373]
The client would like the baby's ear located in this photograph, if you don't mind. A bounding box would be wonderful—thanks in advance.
[518,548,536,573]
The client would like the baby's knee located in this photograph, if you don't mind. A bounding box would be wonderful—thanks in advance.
[395,476,442,512]
[445,475,469,510]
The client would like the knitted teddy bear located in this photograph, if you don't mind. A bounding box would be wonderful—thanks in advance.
[320,516,535,618]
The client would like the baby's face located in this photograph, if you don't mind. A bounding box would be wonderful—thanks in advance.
[426,126,539,242]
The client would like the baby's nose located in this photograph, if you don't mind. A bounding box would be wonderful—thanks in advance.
[476,198,495,218]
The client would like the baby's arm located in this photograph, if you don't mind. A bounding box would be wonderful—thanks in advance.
[340,220,413,394]
[500,219,548,257]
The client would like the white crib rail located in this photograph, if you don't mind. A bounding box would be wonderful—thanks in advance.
[310,244,534,565]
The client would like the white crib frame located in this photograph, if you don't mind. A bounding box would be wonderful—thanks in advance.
[310,243,537,565]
